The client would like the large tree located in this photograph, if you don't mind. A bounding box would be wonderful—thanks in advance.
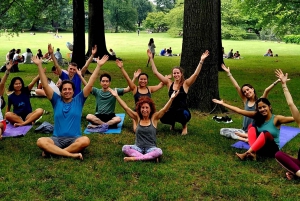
[180,0,222,112]
[72,0,86,68]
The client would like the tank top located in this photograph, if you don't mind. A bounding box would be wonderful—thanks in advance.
[257,114,280,147]
[134,87,151,103]
[168,82,188,110]
[135,120,157,149]
[242,100,255,131]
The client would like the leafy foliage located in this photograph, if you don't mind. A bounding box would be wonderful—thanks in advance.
[143,12,168,32]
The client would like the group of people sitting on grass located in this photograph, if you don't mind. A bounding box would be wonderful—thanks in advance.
[1,44,300,180]
[213,63,300,180]
[0,44,209,162]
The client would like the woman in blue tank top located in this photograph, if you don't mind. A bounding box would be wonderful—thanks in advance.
[220,64,284,142]
[109,88,179,162]
[213,98,294,161]
[148,49,210,135]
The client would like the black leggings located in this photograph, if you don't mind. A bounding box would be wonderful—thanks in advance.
[160,108,191,126]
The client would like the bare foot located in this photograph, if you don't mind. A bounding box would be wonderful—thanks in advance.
[14,122,25,127]
[124,157,136,162]
[73,153,83,160]
[170,124,175,131]
[236,152,247,160]
[181,124,188,135]
[240,137,249,142]
[42,151,50,158]
[247,152,256,161]
[286,172,294,180]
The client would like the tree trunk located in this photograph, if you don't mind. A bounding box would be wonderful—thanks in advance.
[180,0,223,112]
[88,0,113,59]
[72,0,86,69]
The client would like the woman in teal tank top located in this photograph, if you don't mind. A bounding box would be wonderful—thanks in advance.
[213,98,294,160]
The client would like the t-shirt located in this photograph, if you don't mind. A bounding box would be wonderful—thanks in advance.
[91,87,124,114]
[60,71,81,97]
[22,52,33,64]
[38,80,60,95]
[54,51,62,60]
[160,49,166,56]
[8,87,32,116]
[51,91,86,137]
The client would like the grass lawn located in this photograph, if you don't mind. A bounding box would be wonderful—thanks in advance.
[1,32,300,200]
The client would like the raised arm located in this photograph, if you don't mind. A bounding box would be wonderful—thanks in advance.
[184,50,209,87]
[148,82,164,93]
[28,74,40,91]
[0,61,13,96]
[262,78,290,98]
[221,64,245,102]
[108,88,138,120]
[147,49,170,86]
[116,59,136,92]
[32,56,54,99]
[83,55,109,97]
[275,69,300,126]
[155,90,179,120]
[48,44,62,76]
[212,99,256,118]
[81,45,97,75]
[76,69,87,86]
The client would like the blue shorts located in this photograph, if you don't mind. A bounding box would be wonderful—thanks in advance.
[51,137,78,149]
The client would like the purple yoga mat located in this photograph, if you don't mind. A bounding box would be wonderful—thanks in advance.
[231,125,300,150]
[2,123,32,137]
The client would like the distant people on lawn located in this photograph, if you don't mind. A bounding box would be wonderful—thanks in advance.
[36,49,43,59]
[22,48,33,64]
[85,73,130,133]
[54,48,63,63]
[6,49,15,62]
[148,49,209,135]
[233,51,241,59]
[12,49,23,72]
[5,75,44,127]
[227,49,233,58]
[160,48,167,56]
[33,54,109,160]
[264,49,273,57]
[109,88,179,162]
[115,59,164,130]
[166,47,172,56]
[275,69,300,180]
[49,44,97,97]
[212,98,294,161]
[35,77,60,97]
[0,61,13,139]
[219,64,281,142]
[147,38,156,67]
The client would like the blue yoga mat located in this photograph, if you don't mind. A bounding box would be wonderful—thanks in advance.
[231,125,300,150]
[83,113,125,134]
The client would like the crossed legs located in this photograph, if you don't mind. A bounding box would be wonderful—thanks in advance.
[36,136,90,160]
[6,108,44,127]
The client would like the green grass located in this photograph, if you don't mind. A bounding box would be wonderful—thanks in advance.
[1,32,300,200]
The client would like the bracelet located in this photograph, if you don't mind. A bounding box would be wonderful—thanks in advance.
[5,71,9,76]
[227,73,232,77]
[273,82,277,85]
[200,61,204,65]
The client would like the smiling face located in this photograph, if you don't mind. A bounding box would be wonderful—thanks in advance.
[61,83,74,100]
[138,75,148,87]
[140,103,151,117]
[172,68,182,81]
[257,101,272,117]
[241,85,255,99]
[68,64,77,77]
[13,79,22,91]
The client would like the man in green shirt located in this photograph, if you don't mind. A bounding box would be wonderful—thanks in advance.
[86,73,130,132]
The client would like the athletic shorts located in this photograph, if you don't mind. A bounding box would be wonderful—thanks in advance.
[95,113,118,128]
[51,137,78,149]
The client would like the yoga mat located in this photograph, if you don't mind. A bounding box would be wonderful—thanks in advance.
[231,125,300,150]
[2,123,32,138]
[83,113,125,134]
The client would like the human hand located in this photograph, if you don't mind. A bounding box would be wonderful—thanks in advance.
[108,88,118,97]
[91,45,97,55]
[212,99,224,105]
[170,90,180,99]
[275,69,288,84]
[48,44,54,55]
[221,64,230,73]
[133,69,141,79]
[76,68,82,77]
[31,55,43,65]
[96,55,109,66]
[5,60,13,71]
[115,59,123,69]
[200,50,209,61]
[165,74,172,79]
